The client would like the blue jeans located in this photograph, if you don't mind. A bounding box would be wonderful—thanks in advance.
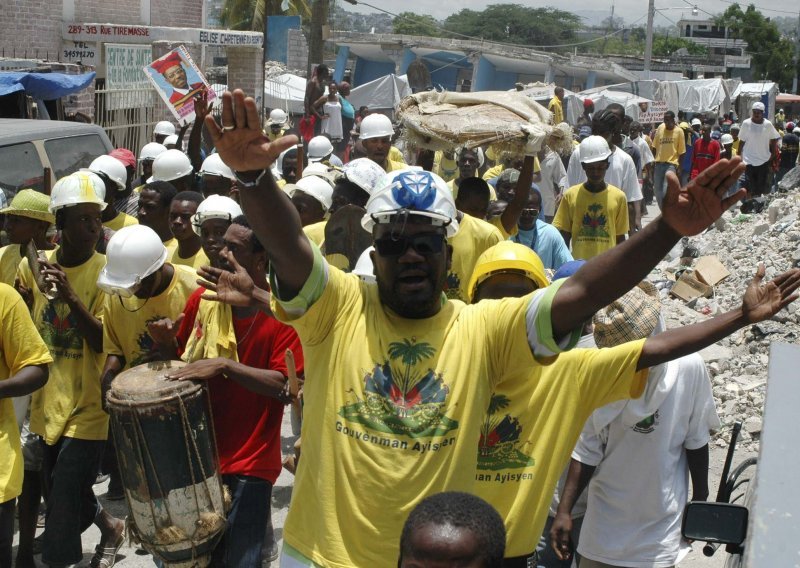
[653,163,677,208]
[211,474,272,567]
[41,437,104,566]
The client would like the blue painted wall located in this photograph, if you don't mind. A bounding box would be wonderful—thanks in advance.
[473,56,495,91]
[266,16,301,64]
[352,57,396,86]
[333,46,350,83]
[494,70,518,91]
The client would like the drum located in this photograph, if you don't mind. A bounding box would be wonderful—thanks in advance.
[107,361,226,567]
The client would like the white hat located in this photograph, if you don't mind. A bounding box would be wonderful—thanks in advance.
[148,149,193,183]
[308,136,334,162]
[191,195,243,235]
[267,109,288,126]
[359,113,394,140]
[294,175,334,211]
[341,158,386,195]
[153,121,176,136]
[199,153,235,181]
[97,225,167,297]
[578,136,612,164]
[139,142,168,162]
[691,118,702,126]
[49,172,107,213]
[163,134,179,147]
[85,155,127,191]
[752,102,765,112]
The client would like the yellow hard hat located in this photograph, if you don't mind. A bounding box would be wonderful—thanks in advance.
[468,241,549,302]
[679,121,690,130]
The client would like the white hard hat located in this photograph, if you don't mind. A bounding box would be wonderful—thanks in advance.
[199,153,235,180]
[97,225,168,297]
[267,109,288,126]
[794,127,800,135]
[362,169,458,237]
[341,158,385,195]
[293,175,333,211]
[302,162,340,185]
[359,113,394,140]
[191,195,243,235]
[148,149,193,183]
[163,134,179,147]
[308,136,334,162]
[578,135,612,164]
[691,118,702,126]
[85,155,127,190]
[139,142,168,162]
[353,246,375,283]
[49,172,107,213]
[154,121,176,136]
[721,133,734,145]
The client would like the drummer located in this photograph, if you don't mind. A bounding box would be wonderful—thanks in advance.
[16,172,126,568]
[149,216,304,566]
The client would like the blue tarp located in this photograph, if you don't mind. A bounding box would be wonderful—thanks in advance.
[0,71,96,99]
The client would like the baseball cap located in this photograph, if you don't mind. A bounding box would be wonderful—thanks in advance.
[752,102,765,112]
[109,148,136,169]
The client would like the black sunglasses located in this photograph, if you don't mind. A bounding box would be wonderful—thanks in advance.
[374,233,445,257]
[521,208,540,216]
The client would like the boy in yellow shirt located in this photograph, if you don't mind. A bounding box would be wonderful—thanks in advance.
[0,189,55,286]
[169,190,209,270]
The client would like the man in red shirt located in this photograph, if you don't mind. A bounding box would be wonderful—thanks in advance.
[691,123,721,180]
[150,215,303,566]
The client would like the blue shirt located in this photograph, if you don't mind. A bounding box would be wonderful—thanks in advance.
[512,220,573,270]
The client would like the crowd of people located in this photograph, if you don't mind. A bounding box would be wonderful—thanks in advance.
[0,79,799,568]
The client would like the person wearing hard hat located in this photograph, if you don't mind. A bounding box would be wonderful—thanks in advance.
[266,108,289,142]
[199,153,237,199]
[307,135,344,168]
[85,155,139,233]
[360,113,405,172]
[136,142,168,189]
[190,195,243,268]
[553,136,628,260]
[138,180,179,256]
[148,148,195,192]
[163,134,180,150]
[169,191,208,269]
[720,133,735,160]
[147,214,304,567]
[197,88,754,567]
[651,111,686,207]
[0,189,55,285]
[98,224,198,385]
[15,172,126,568]
[153,121,175,145]
[108,148,140,217]
[290,175,333,229]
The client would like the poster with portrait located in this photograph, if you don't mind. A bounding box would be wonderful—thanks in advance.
[144,46,216,124]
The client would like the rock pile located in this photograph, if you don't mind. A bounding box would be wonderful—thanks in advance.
[653,190,800,453]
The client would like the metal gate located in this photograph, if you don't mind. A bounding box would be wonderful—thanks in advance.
[94,87,173,153]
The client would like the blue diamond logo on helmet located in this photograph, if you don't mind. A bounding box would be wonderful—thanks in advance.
[392,171,437,211]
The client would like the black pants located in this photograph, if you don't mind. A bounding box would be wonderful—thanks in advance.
[503,552,538,567]
[0,499,14,568]
[745,162,770,196]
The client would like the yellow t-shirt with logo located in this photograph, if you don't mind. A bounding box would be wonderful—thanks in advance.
[653,124,687,165]
[0,284,52,503]
[170,246,210,271]
[19,250,108,444]
[0,244,22,286]
[103,211,138,233]
[272,266,582,567]
[447,213,503,301]
[473,339,647,557]
[549,97,564,125]
[102,264,198,368]
[552,184,628,261]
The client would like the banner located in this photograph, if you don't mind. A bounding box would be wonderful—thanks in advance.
[104,44,153,110]
[143,46,216,124]
[637,100,669,124]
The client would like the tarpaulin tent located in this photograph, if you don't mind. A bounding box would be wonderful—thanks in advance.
[348,74,411,113]
[0,71,95,99]
[264,73,306,115]
[733,82,779,121]
[515,82,581,125]
[583,90,655,122]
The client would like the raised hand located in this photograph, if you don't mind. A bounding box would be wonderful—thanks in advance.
[661,156,746,236]
[193,89,213,122]
[197,249,270,311]
[742,265,800,324]
[205,89,298,173]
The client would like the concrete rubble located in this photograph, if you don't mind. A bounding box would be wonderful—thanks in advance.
[652,181,800,454]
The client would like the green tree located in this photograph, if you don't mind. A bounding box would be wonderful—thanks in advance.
[220,0,311,31]
[443,4,582,49]
[652,36,708,56]
[393,12,440,37]
[717,4,798,88]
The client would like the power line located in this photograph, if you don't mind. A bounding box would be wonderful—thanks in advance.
[711,0,799,16]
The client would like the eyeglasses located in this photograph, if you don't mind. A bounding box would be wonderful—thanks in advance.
[521,208,540,216]
[374,233,445,257]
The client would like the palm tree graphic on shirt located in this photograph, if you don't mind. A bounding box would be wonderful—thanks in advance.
[477,393,535,471]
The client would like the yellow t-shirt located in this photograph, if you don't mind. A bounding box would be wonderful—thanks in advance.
[549,97,564,125]
[102,264,198,368]
[170,246,210,271]
[164,238,179,258]
[271,266,581,567]
[433,151,458,182]
[267,128,286,142]
[303,220,327,248]
[0,244,22,286]
[447,214,503,301]
[732,139,741,156]
[20,250,108,444]
[482,158,540,181]
[388,146,406,165]
[488,215,518,239]
[473,339,647,556]
[385,159,407,173]
[652,124,686,165]
[0,284,52,502]
[103,211,138,233]
[552,183,628,261]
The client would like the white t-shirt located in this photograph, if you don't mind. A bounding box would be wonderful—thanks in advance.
[632,136,655,175]
[574,353,720,568]
[566,146,643,203]
[538,150,567,217]
[322,100,343,140]
[739,118,780,166]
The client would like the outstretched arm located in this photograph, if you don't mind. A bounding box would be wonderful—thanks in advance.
[637,265,800,370]
[206,90,312,298]
[0,364,48,399]
[499,155,533,234]
[551,157,747,339]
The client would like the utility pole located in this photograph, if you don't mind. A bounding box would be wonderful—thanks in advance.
[308,0,327,76]
[793,8,799,94]
[644,0,655,77]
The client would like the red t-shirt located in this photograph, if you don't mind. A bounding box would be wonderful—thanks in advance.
[176,288,304,483]
[690,138,720,179]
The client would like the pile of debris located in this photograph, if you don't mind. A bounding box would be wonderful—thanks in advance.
[652,185,800,453]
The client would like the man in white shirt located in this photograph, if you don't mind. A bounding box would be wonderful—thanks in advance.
[552,283,720,568]
[536,147,567,223]
[738,101,780,198]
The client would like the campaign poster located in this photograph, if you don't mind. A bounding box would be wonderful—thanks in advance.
[144,46,216,124]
